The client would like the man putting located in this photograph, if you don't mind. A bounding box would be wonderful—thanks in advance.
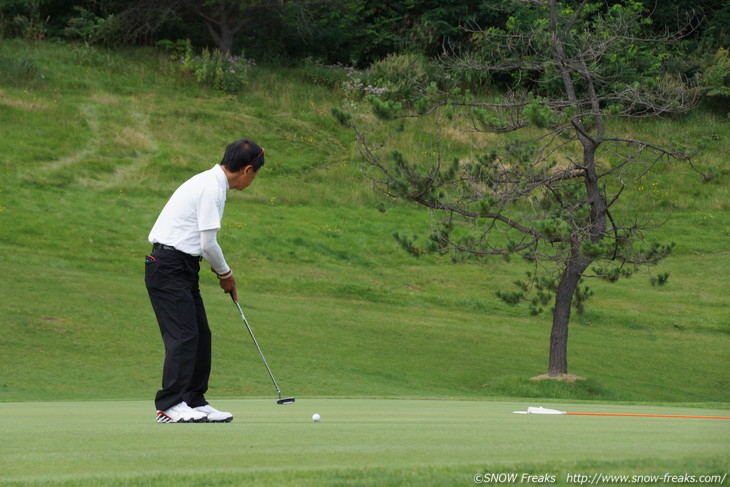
[145,138,264,423]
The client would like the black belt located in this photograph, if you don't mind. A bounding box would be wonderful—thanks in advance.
[152,243,178,252]
[152,243,202,261]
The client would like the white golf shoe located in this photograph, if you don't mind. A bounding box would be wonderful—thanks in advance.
[193,404,233,423]
[156,402,208,423]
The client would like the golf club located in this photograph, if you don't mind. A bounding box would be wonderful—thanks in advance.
[231,295,295,405]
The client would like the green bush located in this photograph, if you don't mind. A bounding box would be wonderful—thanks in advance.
[701,47,730,114]
[298,58,349,87]
[180,41,255,94]
[62,6,116,46]
[365,52,441,106]
[1,1,47,40]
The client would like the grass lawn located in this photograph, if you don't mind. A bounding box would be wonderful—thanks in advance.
[1,399,728,486]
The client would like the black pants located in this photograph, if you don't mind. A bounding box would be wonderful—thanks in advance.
[145,247,211,411]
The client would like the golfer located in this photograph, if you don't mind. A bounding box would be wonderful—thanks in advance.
[145,138,264,423]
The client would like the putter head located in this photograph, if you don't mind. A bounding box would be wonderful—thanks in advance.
[277,397,296,405]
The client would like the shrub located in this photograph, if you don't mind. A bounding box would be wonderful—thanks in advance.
[180,41,255,94]
[339,65,387,106]
[298,58,349,87]
[701,47,730,114]
[1,0,47,40]
[62,6,117,46]
[364,52,441,106]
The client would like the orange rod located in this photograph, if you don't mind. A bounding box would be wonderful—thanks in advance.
[566,412,730,419]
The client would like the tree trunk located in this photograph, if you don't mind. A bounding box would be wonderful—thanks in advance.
[548,142,605,377]
[205,21,235,55]
[218,25,235,55]
[548,253,591,376]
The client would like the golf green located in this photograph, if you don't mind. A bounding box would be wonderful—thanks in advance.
[1,399,727,486]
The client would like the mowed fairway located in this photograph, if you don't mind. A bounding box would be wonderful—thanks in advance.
[1,399,727,486]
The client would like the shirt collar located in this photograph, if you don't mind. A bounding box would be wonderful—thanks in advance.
[213,164,229,190]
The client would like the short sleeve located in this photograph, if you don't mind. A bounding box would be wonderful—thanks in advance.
[197,183,223,232]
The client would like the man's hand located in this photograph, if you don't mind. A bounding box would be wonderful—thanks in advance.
[219,275,237,303]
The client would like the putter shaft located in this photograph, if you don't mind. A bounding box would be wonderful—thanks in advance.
[233,300,282,397]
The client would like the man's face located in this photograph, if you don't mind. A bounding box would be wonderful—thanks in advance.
[232,165,258,190]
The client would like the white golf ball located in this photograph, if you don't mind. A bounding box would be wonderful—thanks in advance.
[312,413,320,422]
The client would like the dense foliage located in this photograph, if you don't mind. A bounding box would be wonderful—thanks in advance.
[2,0,727,111]
[1,1,727,61]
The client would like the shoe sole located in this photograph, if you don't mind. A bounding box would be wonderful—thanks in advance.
[207,417,233,423]
[156,412,208,423]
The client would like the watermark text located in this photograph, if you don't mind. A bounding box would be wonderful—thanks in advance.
[473,472,728,485]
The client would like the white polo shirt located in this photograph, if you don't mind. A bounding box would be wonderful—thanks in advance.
[148,164,228,256]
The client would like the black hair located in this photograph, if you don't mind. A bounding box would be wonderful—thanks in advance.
[220,139,265,172]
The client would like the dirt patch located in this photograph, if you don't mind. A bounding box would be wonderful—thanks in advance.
[530,373,586,382]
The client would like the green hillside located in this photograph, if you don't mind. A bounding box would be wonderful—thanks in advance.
[1,40,728,405]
